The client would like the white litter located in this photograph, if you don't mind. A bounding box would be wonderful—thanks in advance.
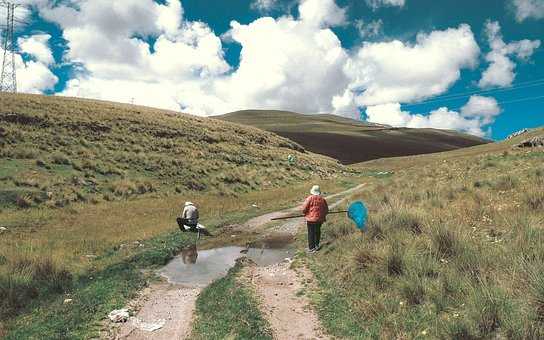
[0,227,7,233]
[63,298,73,304]
[108,309,130,323]
[131,318,166,332]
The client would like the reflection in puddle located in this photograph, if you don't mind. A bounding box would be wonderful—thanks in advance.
[160,246,294,287]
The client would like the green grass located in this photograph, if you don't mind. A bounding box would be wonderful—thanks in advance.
[0,93,351,209]
[305,134,544,338]
[3,231,193,339]
[191,260,273,340]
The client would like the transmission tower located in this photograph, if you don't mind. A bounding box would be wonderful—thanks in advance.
[0,1,19,93]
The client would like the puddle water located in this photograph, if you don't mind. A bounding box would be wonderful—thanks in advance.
[159,245,294,287]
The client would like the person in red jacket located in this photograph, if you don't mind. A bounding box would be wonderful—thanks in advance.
[302,185,329,252]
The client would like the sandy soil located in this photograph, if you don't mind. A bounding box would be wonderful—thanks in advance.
[242,261,329,340]
[109,284,200,340]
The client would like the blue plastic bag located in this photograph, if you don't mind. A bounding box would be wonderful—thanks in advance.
[348,201,368,231]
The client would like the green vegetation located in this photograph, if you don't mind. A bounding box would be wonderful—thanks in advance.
[191,260,273,340]
[0,93,359,337]
[307,131,544,338]
[0,94,348,209]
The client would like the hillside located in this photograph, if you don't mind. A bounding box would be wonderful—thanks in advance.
[307,127,544,338]
[0,94,349,209]
[217,110,490,164]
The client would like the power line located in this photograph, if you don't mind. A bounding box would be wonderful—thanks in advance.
[403,79,544,107]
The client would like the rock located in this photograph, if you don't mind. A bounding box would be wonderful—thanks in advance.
[517,136,544,148]
[507,128,530,139]
[0,227,7,233]
[108,309,130,323]
[63,298,73,304]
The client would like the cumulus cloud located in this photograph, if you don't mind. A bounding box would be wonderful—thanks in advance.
[512,0,544,21]
[460,95,501,125]
[365,0,405,10]
[298,0,347,27]
[251,0,280,13]
[1,33,57,93]
[479,21,540,88]
[341,24,480,108]
[365,95,501,137]
[355,19,383,38]
[18,34,54,65]
[19,0,503,138]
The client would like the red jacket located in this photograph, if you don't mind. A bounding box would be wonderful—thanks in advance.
[302,195,329,223]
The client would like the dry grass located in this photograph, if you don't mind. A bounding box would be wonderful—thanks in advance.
[311,131,544,338]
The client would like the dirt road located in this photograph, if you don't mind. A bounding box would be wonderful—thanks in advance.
[106,183,364,340]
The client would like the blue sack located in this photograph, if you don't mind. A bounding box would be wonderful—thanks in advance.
[348,201,368,231]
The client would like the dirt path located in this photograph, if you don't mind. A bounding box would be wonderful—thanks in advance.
[105,183,364,340]
[242,261,329,340]
[112,284,200,340]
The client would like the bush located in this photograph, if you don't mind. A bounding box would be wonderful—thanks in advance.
[491,175,518,191]
[524,189,544,210]
[386,244,404,276]
[51,152,71,165]
[0,257,72,319]
[15,195,33,209]
[432,227,460,258]
[401,275,425,305]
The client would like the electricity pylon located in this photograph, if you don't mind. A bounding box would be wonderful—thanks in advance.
[0,1,18,93]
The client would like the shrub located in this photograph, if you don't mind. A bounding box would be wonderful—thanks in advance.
[51,152,71,165]
[0,257,72,319]
[15,195,33,209]
[353,247,378,271]
[401,275,425,305]
[386,244,404,276]
[432,227,460,258]
[328,223,353,241]
[491,175,518,191]
[381,209,423,234]
[524,189,544,210]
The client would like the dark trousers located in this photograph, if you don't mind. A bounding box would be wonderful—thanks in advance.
[307,222,322,250]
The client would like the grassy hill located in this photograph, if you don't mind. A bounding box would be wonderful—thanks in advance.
[0,94,351,210]
[307,127,544,338]
[0,93,362,337]
[217,110,490,164]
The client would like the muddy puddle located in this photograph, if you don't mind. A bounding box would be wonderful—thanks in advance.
[159,243,294,287]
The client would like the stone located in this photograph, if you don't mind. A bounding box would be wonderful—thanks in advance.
[517,136,544,148]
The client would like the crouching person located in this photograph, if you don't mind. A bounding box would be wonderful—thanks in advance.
[177,201,199,232]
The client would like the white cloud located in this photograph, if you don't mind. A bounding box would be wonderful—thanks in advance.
[251,0,280,13]
[18,34,54,65]
[365,97,500,137]
[342,24,480,107]
[355,19,383,38]
[22,0,503,138]
[512,0,544,22]
[299,0,347,27]
[479,21,540,88]
[1,34,58,93]
[460,95,501,125]
[366,0,405,10]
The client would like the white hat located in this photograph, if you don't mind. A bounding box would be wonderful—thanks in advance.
[185,201,194,207]
[310,185,321,196]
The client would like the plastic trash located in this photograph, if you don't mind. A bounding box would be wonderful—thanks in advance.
[348,201,368,231]
[108,309,130,323]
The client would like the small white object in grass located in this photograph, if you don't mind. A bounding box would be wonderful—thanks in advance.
[63,298,73,304]
[0,227,7,233]
[108,309,130,323]
[251,203,259,208]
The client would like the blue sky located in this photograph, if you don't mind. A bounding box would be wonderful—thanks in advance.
[5,0,544,139]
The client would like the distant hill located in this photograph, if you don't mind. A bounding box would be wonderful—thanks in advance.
[217,110,490,164]
[0,94,348,209]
